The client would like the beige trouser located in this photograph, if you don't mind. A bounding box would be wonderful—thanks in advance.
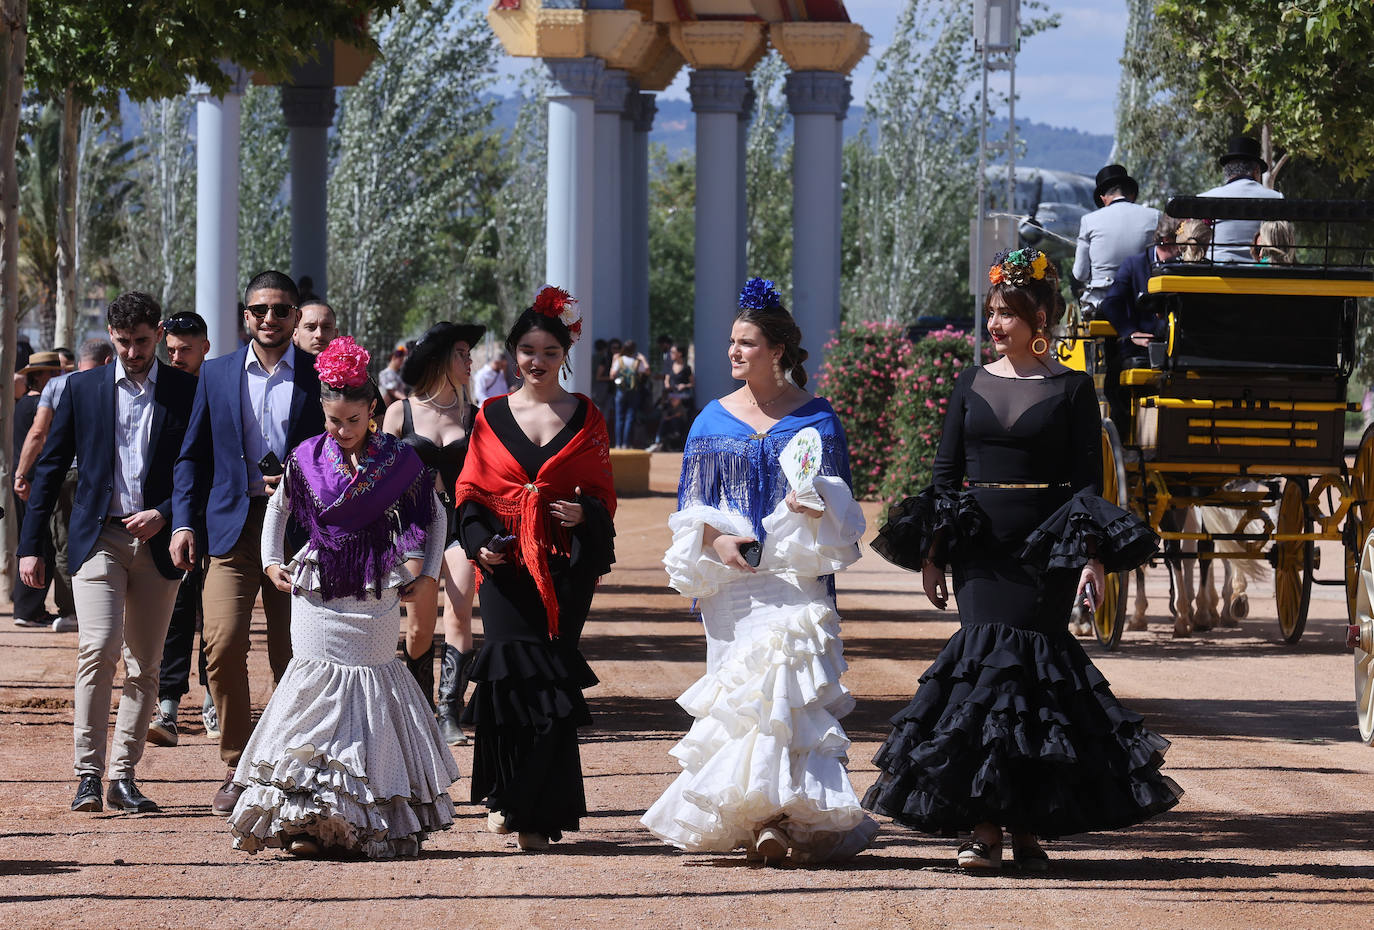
[72,522,181,778]
[201,496,293,766]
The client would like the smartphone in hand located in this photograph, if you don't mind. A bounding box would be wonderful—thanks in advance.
[257,450,284,477]
[1082,580,1098,611]
[488,533,517,554]
[739,540,762,568]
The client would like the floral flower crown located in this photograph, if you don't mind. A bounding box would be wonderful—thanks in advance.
[988,247,1052,287]
[315,336,371,389]
[738,276,783,311]
[532,285,583,344]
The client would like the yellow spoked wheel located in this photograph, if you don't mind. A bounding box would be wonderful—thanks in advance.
[1093,419,1128,651]
[1274,477,1314,644]
[1345,423,1374,623]
[1357,620,1374,745]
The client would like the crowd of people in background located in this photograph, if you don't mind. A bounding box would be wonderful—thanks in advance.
[591,334,696,452]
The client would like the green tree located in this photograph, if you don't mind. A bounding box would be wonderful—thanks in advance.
[1155,0,1374,184]
[16,99,57,345]
[237,85,290,288]
[647,143,695,347]
[327,0,497,359]
[744,52,791,299]
[488,75,548,330]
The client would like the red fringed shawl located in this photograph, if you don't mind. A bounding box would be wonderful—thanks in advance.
[453,396,616,636]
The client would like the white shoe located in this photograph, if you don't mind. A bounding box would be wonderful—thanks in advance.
[516,831,549,851]
[51,614,78,633]
[13,614,49,628]
[754,826,789,865]
[486,811,512,834]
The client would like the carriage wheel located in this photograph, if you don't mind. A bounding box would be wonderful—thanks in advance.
[1094,419,1128,650]
[1274,477,1314,644]
[1357,621,1374,745]
[1345,423,1374,623]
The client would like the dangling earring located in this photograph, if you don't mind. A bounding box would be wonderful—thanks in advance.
[773,356,786,388]
[1031,330,1050,357]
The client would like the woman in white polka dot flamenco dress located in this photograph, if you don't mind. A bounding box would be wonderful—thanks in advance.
[226,338,459,859]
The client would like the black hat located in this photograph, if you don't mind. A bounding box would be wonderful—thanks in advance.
[1218,135,1267,172]
[402,321,486,387]
[1093,164,1139,207]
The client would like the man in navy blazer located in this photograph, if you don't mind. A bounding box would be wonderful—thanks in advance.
[19,292,197,814]
[1099,212,1182,361]
[170,269,324,815]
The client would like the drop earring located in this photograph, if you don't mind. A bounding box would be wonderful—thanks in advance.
[773,357,786,388]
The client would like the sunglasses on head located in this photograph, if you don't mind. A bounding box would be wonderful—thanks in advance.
[246,303,296,320]
[163,315,202,334]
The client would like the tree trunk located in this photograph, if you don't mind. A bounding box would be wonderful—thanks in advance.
[1260,122,1280,189]
[0,0,29,602]
[53,85,79,349]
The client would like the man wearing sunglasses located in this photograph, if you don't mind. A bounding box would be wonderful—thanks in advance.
[171,271,324,815]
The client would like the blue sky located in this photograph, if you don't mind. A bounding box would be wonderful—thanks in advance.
[494,1,1126,137]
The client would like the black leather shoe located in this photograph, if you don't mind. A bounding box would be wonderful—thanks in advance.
[106,777,159,813]
[71,775,102,812]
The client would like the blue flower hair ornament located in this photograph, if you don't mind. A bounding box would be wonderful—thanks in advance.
[738,276,782,311]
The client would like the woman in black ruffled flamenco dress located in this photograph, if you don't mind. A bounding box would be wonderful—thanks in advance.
[863,248,1182,871]
[453,287,616,853]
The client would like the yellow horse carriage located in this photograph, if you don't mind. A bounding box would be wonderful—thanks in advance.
[1059,198,1374,723]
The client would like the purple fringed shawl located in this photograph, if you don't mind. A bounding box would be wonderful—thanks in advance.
[284,430,436,600]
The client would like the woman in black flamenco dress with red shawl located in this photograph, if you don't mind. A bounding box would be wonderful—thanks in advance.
[862,248,1182,870]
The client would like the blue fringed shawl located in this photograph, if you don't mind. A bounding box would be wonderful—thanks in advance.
[677,396,853,543]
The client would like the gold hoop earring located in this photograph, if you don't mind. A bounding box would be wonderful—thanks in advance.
[1030,332,1050,357]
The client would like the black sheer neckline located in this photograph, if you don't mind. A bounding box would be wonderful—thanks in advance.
[977,366,1075,381]
[486,395,588,479]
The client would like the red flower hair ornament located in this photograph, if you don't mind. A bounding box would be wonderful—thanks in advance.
[532,285,583,345]
[315,336,372,389]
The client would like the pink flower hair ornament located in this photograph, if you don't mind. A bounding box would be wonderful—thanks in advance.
[315,336,372,389]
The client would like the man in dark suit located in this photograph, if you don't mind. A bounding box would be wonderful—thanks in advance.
[170,270,324,814]
[18,292,197,813]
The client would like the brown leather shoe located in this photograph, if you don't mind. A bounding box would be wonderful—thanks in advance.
[212,771,244,815]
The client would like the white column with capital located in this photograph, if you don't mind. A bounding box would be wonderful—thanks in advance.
[786,71,851,369]
[689,70,750,401]
[593,69,630,347]
[624,91,654,353]
[545,58,602,395]
[194,65,249,359]
[281,84,337,297]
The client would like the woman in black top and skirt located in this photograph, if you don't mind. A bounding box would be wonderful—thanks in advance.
[454,287,616,852]
[863,248,1181,870]
[382,321,484,744]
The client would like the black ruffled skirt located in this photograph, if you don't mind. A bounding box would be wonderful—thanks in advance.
[862,623,1183,838]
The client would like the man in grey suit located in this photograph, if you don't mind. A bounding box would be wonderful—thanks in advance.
[1197,135,1284,262]
[1073,164,1161,315]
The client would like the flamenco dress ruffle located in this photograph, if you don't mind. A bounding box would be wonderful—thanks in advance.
[643,484,878,862]
[462,637,598,841]
[861,623,1182,837]
[864,486,1178,837]
[228,593,460,859]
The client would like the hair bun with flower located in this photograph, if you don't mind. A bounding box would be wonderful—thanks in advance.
[989,247,1052,287]
[738,276,783,311]
[315,336,371,389]
[531,285,583,344]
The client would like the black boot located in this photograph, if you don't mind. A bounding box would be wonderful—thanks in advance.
[405,645,436,711]
[436,644,474,746]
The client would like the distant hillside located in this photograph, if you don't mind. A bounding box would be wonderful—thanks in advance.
[488,94,1114,179]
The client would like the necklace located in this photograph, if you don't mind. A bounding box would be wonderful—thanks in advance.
[748,385,789,407]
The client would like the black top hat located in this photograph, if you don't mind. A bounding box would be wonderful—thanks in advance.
[1218,135,1267,173]
[1093,164,1139,207]
[402,321,486,387]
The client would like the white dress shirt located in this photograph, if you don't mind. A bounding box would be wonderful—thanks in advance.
[1196,176,1285,263]
[471,363,505,407]
[110,359,159,517]
[242,343,296,496]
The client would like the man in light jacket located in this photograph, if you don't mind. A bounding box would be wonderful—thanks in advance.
[1073,164,1161,315]
[1196,135,1285,263]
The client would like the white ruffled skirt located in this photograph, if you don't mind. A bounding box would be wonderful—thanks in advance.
[227,589,460,858]
[643,498,877,861]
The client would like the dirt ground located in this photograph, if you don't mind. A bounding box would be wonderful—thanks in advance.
[3,453,1373,929]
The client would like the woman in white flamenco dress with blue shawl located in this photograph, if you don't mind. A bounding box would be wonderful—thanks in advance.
[641,279,878,865]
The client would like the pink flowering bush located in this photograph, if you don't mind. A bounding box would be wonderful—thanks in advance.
[813,321,914,500]
[877,327,994,503]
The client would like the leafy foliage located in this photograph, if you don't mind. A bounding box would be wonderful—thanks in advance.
[647,143,695,347]
[326,0,497,360]
[237,85,290,289]
[812,320,914,500]
[877,327,990,503]
[744,52,791,301]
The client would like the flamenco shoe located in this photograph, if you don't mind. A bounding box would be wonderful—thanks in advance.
[1011,837,1049,872]
[516,832,550,852]
[486,810,512,834]
[754,826,790,866]
[956,839,1003,870]
[287,836,322,858]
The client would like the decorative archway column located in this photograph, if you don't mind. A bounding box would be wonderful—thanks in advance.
[772,22,869,371]
[282,45,338,299]
[545,57,603,395]
[623,91,655,353]
[785,71,850,363]
[194,64,249,359]
[689,70,751,400]
[593,69,630,346]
